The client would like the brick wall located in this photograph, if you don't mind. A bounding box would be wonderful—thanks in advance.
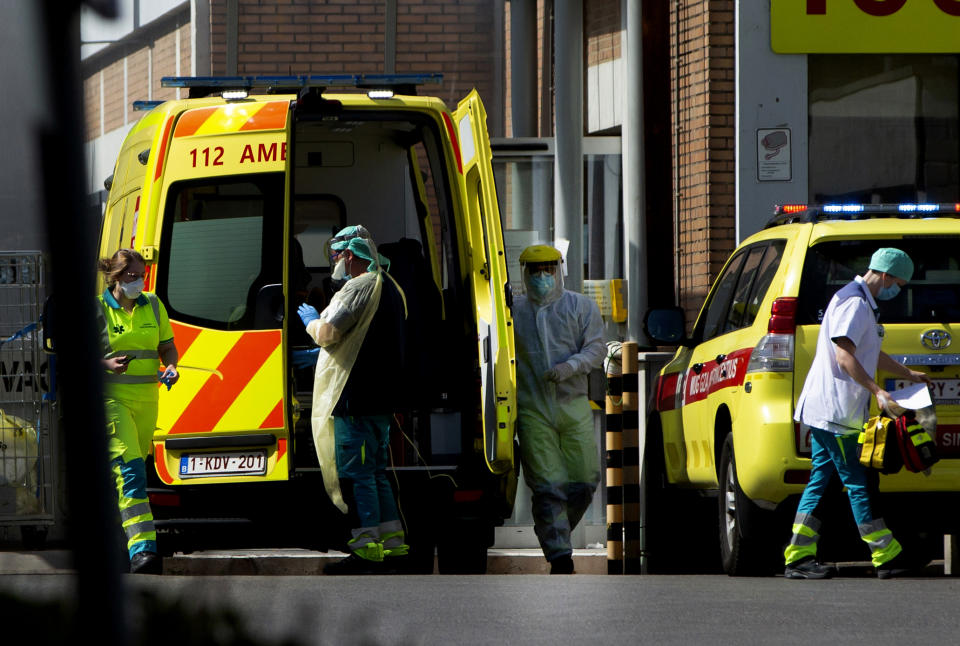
[586,0,620,68]
[208,0,498,116]
[82,10,189,142]
[671,0,735,324]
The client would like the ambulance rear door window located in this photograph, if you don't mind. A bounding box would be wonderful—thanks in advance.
[157,173,284,329]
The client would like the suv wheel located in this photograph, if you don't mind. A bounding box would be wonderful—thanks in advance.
[644,417,720,574]
[718,434,779,576]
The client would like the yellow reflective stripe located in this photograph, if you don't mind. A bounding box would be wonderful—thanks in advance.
[212,343,283,431]
[911,431,932,446]
[870,538,902,567]
[791,523,818,539]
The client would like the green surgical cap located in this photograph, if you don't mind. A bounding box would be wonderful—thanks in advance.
[330,225,369,251]
[345,236,374,261]
[869,247,914,281]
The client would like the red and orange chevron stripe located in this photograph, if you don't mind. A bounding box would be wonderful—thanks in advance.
[158,321,285,435]
[173,100,289,138]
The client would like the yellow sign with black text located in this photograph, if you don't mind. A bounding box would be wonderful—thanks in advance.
[771,0,960,53]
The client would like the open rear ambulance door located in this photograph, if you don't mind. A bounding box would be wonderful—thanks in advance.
[452,91,516,475]
[151,99,292,486]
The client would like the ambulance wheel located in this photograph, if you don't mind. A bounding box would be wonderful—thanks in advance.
[718,434,779,576]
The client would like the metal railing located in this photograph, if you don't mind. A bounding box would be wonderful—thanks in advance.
[0,252,55,531]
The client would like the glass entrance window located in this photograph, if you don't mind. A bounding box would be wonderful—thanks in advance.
[809,54,959,204]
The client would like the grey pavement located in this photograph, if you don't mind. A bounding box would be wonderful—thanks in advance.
[0,547,609,576]
[2,565,960,645]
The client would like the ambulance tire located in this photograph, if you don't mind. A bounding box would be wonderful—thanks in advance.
[643,417,721,574]
[718,434,779,576]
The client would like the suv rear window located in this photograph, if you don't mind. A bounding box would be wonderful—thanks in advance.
[797,236,960,325]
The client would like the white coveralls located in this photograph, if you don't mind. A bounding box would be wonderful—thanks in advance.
[513,268,605,562]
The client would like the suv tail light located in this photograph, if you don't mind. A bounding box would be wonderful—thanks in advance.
[746,333,794,373]
[768,297,798,334]
[747,298,798,374]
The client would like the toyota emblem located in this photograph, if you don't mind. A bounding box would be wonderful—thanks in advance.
[921,329,952,350]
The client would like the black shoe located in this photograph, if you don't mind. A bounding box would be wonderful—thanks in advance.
[877,552,916,579]
[549,554,575,575]
[323,553,383,575]
[784,555,835,579]
[129,551,163,575]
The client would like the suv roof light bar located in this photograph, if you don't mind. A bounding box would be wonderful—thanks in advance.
[767,203,960,228]
[161,74,443,98]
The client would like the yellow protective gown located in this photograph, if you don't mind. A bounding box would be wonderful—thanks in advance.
[306,269,383,513]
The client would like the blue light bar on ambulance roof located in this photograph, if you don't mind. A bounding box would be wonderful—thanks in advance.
[132,100,164,111]
[161,74,443,90]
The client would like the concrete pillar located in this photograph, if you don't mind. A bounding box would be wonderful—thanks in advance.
[622,0,647,342]
[510,0,538,231]
[553,0,584,290]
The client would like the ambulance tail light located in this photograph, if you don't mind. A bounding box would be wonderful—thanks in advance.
[746,298,797,374]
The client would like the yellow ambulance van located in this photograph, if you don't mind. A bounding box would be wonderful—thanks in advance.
[98,75,516,572]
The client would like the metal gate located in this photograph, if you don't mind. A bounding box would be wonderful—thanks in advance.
[0,252,55,536]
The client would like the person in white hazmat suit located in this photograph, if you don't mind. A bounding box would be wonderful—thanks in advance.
[297,231,409,575]
[513,244,605,574]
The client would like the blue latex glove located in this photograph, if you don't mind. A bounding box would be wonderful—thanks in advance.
[293,348,320,369]
[298,303,320,327]
[157,366,178,391]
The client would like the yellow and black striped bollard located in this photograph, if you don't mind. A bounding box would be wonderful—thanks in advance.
[620,342,641,573]
[606,356,624,574]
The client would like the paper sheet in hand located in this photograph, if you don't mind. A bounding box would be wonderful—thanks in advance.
[890,382,933,410]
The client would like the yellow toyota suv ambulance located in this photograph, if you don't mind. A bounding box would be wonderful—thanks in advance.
[98,75,516,572]
[644,203,960,575]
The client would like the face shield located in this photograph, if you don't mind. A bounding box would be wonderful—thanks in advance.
[522,260,564,304]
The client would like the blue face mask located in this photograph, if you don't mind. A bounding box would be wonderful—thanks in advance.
[528,273,555,299]
[876,282,901,301]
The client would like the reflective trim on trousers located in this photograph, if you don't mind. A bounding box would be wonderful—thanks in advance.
[784,513,821,565]
[120,502,151,522]
[859,519,903,566]
[111,456,157,557]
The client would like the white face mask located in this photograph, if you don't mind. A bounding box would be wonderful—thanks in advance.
[120,278,144,299]
[331,257,347,281]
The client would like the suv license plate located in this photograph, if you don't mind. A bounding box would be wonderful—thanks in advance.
[179,451,267,478]
[887,379,959,405]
